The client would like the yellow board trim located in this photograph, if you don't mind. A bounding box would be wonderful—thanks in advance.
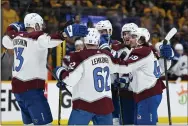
[159,117,188,123]
[1,117,188,125]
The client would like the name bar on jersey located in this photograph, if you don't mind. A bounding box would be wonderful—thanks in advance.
[92,57,109,65]
[13,39,27,47]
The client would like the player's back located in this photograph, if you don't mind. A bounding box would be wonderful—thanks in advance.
[12,32,48,81]
[126,46,159,92]
[64,49,117,114]
[125,46,165,102]
[3,31,63,93]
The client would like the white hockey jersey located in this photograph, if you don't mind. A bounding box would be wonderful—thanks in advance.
[110,43,132,83]
[61,49,132,114]
[170,54,188,76]
[2,31,63,93]
[120,46,167,102]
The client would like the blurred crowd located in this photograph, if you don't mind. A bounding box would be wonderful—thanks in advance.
[1,0,188,81]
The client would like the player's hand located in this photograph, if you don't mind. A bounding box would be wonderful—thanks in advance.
[7,22,26,33]
[64,24,88,38]
[99,34,111,49]
[53,66,67,80]
[114,74,132,89]
[160,44,174,60]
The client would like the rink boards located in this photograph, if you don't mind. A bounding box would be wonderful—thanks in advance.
[1,81,187,125]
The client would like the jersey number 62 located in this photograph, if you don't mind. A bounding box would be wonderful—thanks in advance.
[93,66,110,92]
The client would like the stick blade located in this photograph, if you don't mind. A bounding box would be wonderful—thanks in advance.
[165,28,177,41]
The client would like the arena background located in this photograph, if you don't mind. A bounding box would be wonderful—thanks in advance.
[1,0,188,125]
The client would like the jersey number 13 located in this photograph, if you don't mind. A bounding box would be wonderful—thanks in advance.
[13,47,24,72]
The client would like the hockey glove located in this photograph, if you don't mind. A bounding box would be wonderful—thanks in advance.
[114,75,130,89]
[64,24,88,38]
[53,66,68,89]
[160,44,174,60]
[54,66,67,80]
[99,34,111,50]
[7,22,26,32]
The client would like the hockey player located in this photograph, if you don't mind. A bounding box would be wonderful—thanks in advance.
[2,13,88,125]
[96,20,138,125]
[112,23,138,125]
[54,27,173,125]
[116,27,173,125]
[95,20,121,124]
[1,22,26,80]
[54,28,134,125]
[170,43,188,80]
[95,20,113,51]
[96,21,173,125]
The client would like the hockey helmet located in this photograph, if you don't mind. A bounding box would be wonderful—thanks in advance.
[95,20,113,35]
[121,23,138,38]
[84,28,100,46]
[24,13,44,31]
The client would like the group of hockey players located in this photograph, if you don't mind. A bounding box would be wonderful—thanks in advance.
[2,13,174,125]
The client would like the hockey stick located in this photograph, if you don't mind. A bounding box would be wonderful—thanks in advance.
[46,64,72,96]
[46,64,73,126]
[117,74,124,125]
[117,51,127,125]
[46,64,65,125]
[56,18,75,125]
[163,27,177,125]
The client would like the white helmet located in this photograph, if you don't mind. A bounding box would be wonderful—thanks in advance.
[138,28,150,42]
[95,20,113,35]
[84,28,100,45]
[75,40,83,46]
[131,27,150,43]
[121,23,138,38]
[24,13,44,31]
[175,43,183,51]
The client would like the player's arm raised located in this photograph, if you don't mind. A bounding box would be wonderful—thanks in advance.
[37,24,88,49]
[158,42,174,74]
[2,22,26,49]
[110,46,155,75]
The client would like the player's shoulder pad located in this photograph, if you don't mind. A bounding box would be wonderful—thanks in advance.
[6,30,19,39]
[22,31,44,39]
[100,49,113,57]
[130,46,152,59]
[111,43,127,51]
[68,51,82,70]
[149,45,160,59]
[75,49,113,61]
